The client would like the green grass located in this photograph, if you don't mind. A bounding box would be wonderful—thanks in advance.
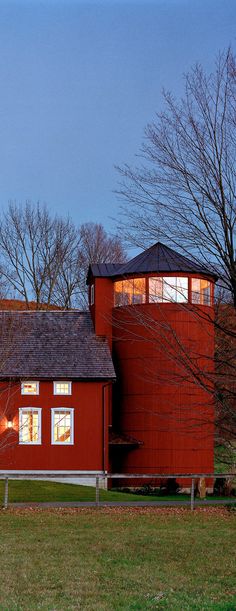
[0,479,234,504]
[0,509,235,609]
[0,479,192,503]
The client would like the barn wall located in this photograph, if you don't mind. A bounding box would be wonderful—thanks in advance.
[0,380,110,472]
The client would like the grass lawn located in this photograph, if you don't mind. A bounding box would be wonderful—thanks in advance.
[0,507,235,609]
[0,479,193,503]
[0,479,234,504]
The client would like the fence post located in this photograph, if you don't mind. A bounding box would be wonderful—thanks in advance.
[3,477,9,510]
[96,476,100,507]
[190,478,195,511]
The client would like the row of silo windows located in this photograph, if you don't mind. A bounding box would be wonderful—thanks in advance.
[114,277,212,307]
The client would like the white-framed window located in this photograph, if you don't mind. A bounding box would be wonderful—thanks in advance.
[19,408,42,444]
[90,284,95,305]
[149,277,188,303]
[21,381,39,395]
[53,381,72,396]
[51,408,74,445]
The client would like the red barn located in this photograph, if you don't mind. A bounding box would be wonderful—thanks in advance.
[0,242,217,481]
[0,311,115,476]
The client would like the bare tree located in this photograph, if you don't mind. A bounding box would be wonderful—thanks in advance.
[74,222,127,309]
[51,222,126,309]
[79,222,125,263]
[0,264,10,301]
[116,49,236,454]
[0,202,79,309]
[0,203,126,310]
[117,49,236,304]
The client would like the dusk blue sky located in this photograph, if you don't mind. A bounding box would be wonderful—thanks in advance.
[0,0,235,236]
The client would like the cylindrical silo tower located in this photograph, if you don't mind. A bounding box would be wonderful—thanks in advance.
[88,242,217,479]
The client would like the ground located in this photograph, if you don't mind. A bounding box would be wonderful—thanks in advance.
[0,506,235,610]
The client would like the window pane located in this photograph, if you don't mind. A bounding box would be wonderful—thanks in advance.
[149,277,188,303]
[53,410,72,444]
[54,382,71,395]
[176,277,188,302]
[132,278,146,304]
[114,281,124,306]
[192,278,211,305]
[149,277,163,302]
[122,279,133,305]
[202,279,211,305]
[191,278,200,303]
[163,277,177,302]
[114,279,146,306]
[19,409,40,443]
[21,382,38,395]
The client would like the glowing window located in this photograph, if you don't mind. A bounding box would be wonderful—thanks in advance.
[51,408,74,445]
[114,281,125,306]
[163,277,188,302]
[192,278,211,305]
[114,278,146,306]
[149,277,163,302]
[19,408,41,444]
[149,277,188,303]
[133,278,146,304]
[53,381,72,395]
[21,381,39,395]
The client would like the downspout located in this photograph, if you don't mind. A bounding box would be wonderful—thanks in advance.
[102,381,112,474]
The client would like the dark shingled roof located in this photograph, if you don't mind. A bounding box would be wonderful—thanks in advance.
[0,311,115,380]
[87,242,217,280]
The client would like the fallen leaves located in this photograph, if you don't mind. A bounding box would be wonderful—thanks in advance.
[1,505,234,519]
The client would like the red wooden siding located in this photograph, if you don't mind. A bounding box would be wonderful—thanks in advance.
[90,278,114,350]
[0,380,111,472]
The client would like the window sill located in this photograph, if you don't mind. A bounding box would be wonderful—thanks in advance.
[51,442,74,446]
[19,442,42,445]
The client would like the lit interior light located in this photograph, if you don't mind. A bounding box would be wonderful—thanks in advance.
[7,420,13,429]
